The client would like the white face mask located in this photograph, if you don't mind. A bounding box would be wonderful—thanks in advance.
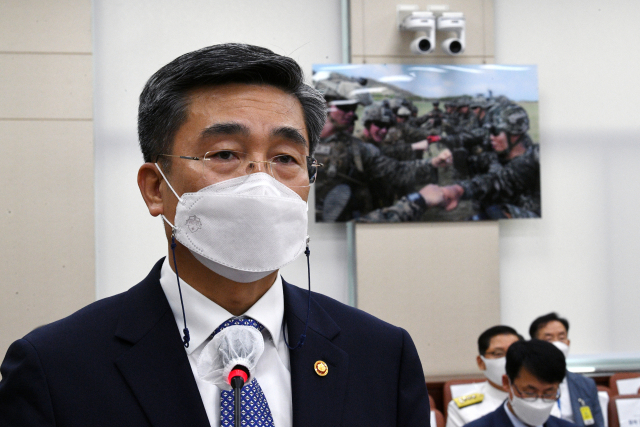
[509,386,557,426]
[551,341,570,358]
[480,355,507,387]
[157,167,308,283]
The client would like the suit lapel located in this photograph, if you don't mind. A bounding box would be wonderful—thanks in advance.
[114,259,210,427]
[496,404,516,426]
[565,372,584,426]
[283,280,349,427]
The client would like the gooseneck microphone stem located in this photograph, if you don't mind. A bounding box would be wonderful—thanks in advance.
[232,378,243,427]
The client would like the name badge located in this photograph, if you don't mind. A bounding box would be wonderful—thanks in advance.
[580,405,595,425]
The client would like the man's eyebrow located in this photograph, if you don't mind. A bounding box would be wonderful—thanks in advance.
[271,126,308,148]
[200,123,308,148]
[200,122,250,138]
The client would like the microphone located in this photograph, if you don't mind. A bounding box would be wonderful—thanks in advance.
[197,322,265,427]
[197,324,264,388]
[228,365,250,427]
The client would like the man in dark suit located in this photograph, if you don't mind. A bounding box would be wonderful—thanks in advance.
[465,339,576,427]
[0,44,430,426]
[530,313,604,427]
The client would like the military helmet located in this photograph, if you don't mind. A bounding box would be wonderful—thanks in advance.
[492,104,529,135]
[396,106,411,117]
[387,98,405,113]
[455,96,472,107]
[362,102,394,126]
[469,95,487,109]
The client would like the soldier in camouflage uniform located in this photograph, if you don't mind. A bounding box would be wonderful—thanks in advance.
[358,102,428,161]
[415,101,444,132]
[441,99,460,135]
[388,105,435,146]
[443,103,541,219]
[428,95,498,178]
[314,102,446,221]
[359,104,540,222]
[452,96,476,134]
[470,95,489,125]
[359,102,394,146]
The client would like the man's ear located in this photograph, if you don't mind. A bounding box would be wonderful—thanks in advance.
[477,355,486,371]
[138,163,164,217]
[502,374,510,390]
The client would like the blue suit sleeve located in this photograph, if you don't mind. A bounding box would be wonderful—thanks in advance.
[0,338,56,426]
[396,328,431,426]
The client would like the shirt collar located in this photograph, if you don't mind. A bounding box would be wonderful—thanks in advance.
[159,258,284,354]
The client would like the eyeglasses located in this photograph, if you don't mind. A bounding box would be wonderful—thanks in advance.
[511,383,560,403]
[156,150,323,187]
[334,103,358,113]
[372,121,392,130]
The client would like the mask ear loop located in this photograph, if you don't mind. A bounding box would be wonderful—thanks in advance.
[155,163,183,203]
[156,163,190,348]
[283,236,311,350]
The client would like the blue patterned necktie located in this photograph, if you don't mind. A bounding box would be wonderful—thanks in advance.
[215,317,275,427]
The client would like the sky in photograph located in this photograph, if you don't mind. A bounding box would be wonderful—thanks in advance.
[312,64,538,102]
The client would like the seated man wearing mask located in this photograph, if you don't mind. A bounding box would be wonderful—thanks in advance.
[0,44,430,426]
[447,326,523,427]
[465,340,575,427]
[530,313,604,427]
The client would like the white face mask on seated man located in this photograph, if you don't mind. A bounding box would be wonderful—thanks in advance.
[503,340,565,427]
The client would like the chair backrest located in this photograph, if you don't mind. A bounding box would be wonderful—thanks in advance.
[429,394,436,411]
[430,408,445,427]
[443,378,486,417]
[598,386,611,427]
[608,394,640,427]
[609,372,640,395]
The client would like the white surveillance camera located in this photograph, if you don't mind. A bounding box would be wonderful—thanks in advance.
[400,11,435,55]
[410,36,433,54]
[437,12,465,55]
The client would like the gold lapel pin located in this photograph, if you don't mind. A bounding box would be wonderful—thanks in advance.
[314,360,328,377]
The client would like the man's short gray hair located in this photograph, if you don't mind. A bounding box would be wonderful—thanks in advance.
[138,43,326,169]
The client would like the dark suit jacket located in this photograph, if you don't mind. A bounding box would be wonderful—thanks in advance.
[566,371,605,427]
[0,259,430,426]
[464,404,576,427]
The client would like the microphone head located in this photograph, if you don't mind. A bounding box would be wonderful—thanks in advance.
[228,366,249,389]
[196,325,265,390]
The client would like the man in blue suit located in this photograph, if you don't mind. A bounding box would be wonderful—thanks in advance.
[529,313,604,427]
[0,43,430,426]
[465,339,576,427]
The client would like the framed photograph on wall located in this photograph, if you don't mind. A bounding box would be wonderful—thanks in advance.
[312,64,539,223]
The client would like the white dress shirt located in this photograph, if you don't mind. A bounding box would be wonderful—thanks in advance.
[159,258,292,427]
[555,378,574,422]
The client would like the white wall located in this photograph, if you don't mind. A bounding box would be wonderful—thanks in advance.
[93,0,348,302]
[0,0,95,359]
[495,0,640,356]
[94,1,640,361]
